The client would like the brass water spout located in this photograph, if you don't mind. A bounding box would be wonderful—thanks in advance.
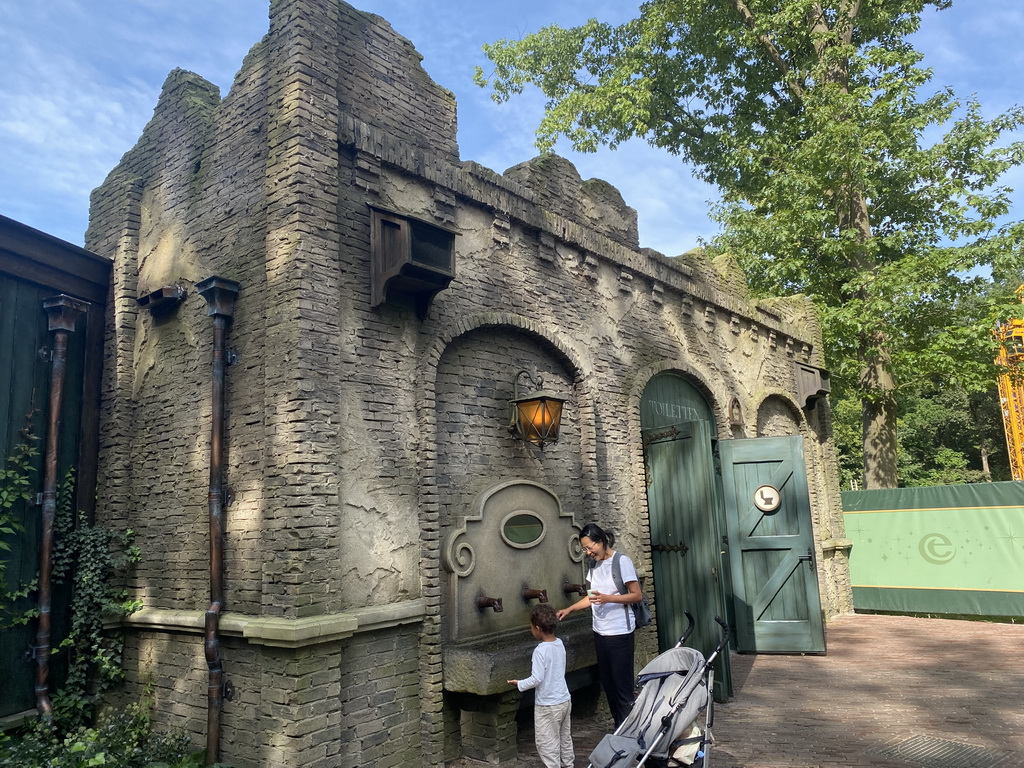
[477,596,503,612]
[523,587,548,603]
[563,581,586,597]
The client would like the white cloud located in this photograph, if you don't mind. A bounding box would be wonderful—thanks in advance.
[0,0,267,242]
[0,0,1019,252]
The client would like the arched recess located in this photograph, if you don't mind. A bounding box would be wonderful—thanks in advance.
[412,313,596,740]
[638,370,733,699]
[755,391,808,438]
[433,325,584,531]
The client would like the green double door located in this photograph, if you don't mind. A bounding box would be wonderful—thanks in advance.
[644,418,734,699]
[642,374,825,702]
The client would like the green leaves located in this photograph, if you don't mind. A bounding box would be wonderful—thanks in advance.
[480,0,1024,485]
[0,430,39,625]
[2,457,144,737]
[0,703,204,767]
[50,469,143,731]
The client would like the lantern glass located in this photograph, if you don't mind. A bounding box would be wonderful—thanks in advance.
[514,395,564,446]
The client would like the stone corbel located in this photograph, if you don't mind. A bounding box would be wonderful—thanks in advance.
[433,185,457,227]
[538,231,556,264]
[651,281,665,306]
[354,150,381,195]
[492,213,511,248]
[619,268,633,294]
[821,538,853,555]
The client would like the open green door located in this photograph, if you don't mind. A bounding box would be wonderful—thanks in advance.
[641,372,732,700]
[719,436,825,654]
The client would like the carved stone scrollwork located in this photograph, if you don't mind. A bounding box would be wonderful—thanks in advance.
[442,530,475,577]
[568,533,585,563]
[443,479,583,645]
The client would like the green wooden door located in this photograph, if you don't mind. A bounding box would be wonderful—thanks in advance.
[641,373,732,699]
[719,436,825,653]
[0,276,86,717]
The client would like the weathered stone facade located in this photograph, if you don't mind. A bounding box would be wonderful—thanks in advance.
[86,1,851,766]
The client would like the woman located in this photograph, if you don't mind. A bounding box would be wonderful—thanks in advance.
[556,523,643,727]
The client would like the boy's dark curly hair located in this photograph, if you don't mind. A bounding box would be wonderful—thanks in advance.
[531,603,559,634]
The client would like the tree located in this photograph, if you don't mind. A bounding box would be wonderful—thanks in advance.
[477,0,1024,487]
[896,384,1005,486]
[830,279,1020,488]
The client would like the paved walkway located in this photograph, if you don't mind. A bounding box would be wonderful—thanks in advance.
[448,613,1024,767]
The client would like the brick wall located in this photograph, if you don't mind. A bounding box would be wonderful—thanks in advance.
[86,0,850,765]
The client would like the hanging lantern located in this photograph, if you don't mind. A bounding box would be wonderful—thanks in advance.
[508,370,565,448]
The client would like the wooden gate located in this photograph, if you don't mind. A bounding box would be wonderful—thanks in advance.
[719,436,825,653]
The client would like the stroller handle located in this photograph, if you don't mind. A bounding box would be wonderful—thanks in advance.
[705,616,730,666]
[675,611,697,647]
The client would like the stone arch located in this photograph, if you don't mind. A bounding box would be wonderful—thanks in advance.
[627,359,725,437]
[753,390,808,438]
[421,311,590,381]
[417,314,596,516]
[632,363,730,662]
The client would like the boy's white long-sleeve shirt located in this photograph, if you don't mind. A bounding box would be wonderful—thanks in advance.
[516,638,570,706]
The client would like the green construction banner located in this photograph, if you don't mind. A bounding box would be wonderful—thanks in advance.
[842,482,1024,617]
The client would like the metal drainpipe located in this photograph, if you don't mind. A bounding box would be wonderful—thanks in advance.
[35,296,88,719]
[196,276,239,765]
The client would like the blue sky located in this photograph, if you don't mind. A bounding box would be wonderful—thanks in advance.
[1,1,1022,257]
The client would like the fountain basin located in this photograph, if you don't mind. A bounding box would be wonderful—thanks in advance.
[442,614,595,695]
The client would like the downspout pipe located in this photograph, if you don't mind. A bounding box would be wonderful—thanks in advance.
[196,276,239,765]
[35,295,88,719]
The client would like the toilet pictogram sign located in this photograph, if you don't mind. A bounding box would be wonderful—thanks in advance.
[753,484,781,513]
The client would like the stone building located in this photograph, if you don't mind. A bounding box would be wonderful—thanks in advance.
[86,0,852,765]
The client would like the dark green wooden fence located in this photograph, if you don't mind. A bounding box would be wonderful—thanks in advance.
[0,215,109,721]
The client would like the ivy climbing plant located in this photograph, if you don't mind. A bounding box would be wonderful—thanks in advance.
[0,427,39,627]
[49,468,142,730]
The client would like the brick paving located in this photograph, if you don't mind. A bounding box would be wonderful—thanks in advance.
[447,613,1024,767]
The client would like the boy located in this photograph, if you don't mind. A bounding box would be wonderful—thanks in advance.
[508,603,574,768]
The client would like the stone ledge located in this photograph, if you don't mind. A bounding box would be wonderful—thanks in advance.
[121,599,426,648]
[822,538,854,554]
[339,114,817,355]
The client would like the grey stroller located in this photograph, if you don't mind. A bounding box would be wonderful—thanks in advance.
[588,614,729,768]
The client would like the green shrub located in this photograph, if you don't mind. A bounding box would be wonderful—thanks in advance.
[0,703,217,768]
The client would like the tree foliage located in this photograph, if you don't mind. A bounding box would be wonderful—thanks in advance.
[0,426,39,626]
[833,277,1021,487]
[478,0,1024,487]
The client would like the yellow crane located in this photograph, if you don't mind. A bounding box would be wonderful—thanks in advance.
[996,285,1024,481]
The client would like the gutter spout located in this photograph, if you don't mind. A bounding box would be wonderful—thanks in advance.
[196,276,239,766]
[35,296,88,720]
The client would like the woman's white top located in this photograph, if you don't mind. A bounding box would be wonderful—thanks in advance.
[587,552,638,636]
